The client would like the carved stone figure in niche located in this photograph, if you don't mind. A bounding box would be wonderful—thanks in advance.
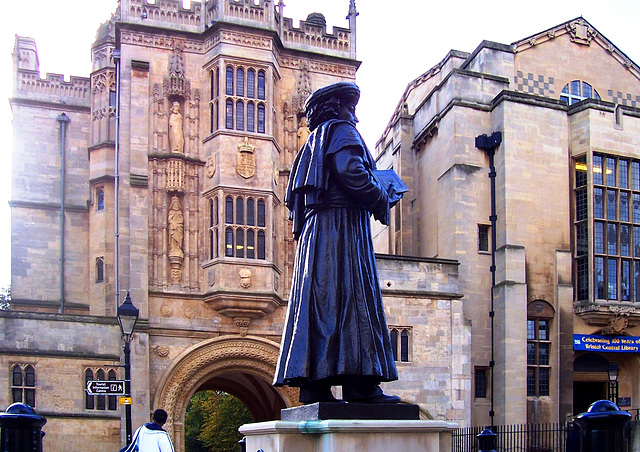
[168,195,184,259]
[169,101,184,154]
[296,116,310,150]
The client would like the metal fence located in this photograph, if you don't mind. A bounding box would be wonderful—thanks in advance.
[452,422,576,452]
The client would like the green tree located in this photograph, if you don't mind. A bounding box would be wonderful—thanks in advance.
[184,391,253,452]
[184,391,208,452]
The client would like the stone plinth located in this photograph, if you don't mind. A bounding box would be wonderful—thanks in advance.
[281,402,420,421]
[239,419,458,452]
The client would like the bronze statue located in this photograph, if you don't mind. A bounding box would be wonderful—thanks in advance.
[274,82,403,404]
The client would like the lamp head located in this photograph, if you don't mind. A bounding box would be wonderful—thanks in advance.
[607,361,620,382]
[117,292,139,339]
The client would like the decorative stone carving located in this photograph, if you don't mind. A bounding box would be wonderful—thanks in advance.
[296,116,310,150]
[234,317,252,336]
[155,336,298,448]
[567,19,596,45]
[292,63,312,115]
[184,307,196,319]
[239,268,252,288]
[161,305,174,317]
[166,44,186,99]
[237,137,256,179]
[208,269,215,287]
[156,346,170,357]
[166,159,185,192]
[600,314,629,335]
[205,155,216,178]
[168,195,184,282]
[169,102,185,154]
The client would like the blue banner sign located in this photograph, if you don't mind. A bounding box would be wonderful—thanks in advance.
[573,334,640,353]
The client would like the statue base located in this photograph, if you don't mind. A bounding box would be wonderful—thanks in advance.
[240,405,457,452]
[281,402,420,421]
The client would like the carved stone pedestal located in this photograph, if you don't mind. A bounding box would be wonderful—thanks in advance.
[239,417,457,452]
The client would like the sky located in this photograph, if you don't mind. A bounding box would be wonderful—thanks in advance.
[1,0,639,289]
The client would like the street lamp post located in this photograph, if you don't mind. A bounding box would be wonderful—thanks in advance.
[607,361,620,405]
[117,292,139,445]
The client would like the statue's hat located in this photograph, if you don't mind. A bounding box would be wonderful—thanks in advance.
[304,82,360,115]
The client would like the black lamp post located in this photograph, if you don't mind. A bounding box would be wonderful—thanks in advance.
[607,361,620,405]
[117,292,139,445]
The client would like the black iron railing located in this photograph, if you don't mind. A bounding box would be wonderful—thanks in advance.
[452,422,575,452]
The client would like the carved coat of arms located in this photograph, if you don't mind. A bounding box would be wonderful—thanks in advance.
[237,137,256,179]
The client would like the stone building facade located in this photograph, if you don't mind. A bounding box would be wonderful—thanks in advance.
[374,17,640,427]
[4,1,469,450]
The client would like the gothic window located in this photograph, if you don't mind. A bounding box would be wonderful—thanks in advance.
[527,301,553,397]
[223,195,267,260]
[85,367,118,412]
[475,367,489,399]
[478,224,490,252]
[225,100,233,129]
[209,197,218,260]
[96,258,104,283]
[257,104,265,133]
[96,188,104,211]
[575,153,640,303]
[236,68,244,97]
[209,69,219,133]
[560,80,601,105]
[108,370,117,410]
[247,69,255,98]
[222,64,266,134]
[11,364,36,407]
[236,100,244,131]
[226,66,234,95]
[247,102,255,132]
[257,70,266,99]
[109,90,117,108]
[85,369,94,409]
[389,327,411,362]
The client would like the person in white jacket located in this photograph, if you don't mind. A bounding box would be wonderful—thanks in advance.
[123,408,174,452]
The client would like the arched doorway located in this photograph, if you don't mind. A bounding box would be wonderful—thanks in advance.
[153,335,297,452]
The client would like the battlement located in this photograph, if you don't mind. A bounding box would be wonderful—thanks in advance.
[119,0,356,59]
[280,14,352,58]
[123,0,202,32]
[208,0,271,25]
[14,70,91,106]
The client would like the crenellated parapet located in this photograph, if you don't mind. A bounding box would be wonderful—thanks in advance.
[280,13,352,59]
[122,0,202,32]
[14,70,90,107]
[119,0,357,60]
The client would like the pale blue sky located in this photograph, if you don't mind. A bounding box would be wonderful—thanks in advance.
[1,0,639,288]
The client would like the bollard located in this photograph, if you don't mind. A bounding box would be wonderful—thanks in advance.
[574,400,631,452]
[477,427,497,452]
[0,403,47,452]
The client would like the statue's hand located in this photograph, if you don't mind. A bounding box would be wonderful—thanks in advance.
[388,184,403,208]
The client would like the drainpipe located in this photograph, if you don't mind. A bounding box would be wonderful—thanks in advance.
[57,113,70,314]
[113,49,121,315]
[475,131,502,428]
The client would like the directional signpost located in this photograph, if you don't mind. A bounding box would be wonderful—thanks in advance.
[86,380,126,396]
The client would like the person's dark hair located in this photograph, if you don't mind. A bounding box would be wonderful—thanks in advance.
[152,408,168,425]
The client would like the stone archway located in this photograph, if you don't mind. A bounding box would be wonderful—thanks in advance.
[153,335,297,452]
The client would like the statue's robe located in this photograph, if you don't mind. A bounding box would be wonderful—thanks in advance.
[274,119,398,387]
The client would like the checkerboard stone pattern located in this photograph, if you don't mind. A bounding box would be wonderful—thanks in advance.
[608,89,640,108]
[515,71,555,96]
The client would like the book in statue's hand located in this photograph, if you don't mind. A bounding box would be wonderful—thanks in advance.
[371,169,408,207]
